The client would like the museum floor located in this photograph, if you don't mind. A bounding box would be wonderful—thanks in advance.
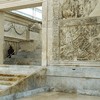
[17,92,100,100]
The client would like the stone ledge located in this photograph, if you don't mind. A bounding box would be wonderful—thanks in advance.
[60,17,98,27]
[0,87,50,100]
[47,66,100,79]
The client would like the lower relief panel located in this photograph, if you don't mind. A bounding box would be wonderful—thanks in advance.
[60,24,100,61]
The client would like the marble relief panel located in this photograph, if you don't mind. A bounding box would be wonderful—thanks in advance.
[52,0,100,64]
[60,0,98,19]
[60,23,100,61]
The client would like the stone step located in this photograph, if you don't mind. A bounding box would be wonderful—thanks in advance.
[0,76,18,81]
[0,67,34,75]
[0,66,45,96]
[0,65,35,69]
[0,74,26,79]
[0,85,10,90]
[0,80,14,86]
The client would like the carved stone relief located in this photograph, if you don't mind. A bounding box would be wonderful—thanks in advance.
[28,23,42,33]
[4,21,41,35]
[60,22,100,61]
[61,0,98,19]
[4,21,28,35]
[52,0,100,63]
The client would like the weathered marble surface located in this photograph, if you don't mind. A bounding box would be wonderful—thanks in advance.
[61,0,98,19]
[0,66,47,96]
[60,17,100,61]
[46,66,100,96]
[52,0,100,64]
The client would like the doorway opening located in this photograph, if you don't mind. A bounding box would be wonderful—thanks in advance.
[3,6,42,66]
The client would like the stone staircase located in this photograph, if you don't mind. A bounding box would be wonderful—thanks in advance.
[0,66,29,94]
[0,65,46,96]
[4,48,42,65]
[0,74,26,93]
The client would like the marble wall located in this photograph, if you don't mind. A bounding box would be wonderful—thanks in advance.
[51,0,100,64]
[46,66,100,96]
[0,66,47,96]
[46,0,100,96]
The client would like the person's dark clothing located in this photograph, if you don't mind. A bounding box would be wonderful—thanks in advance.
[8,46,14,58]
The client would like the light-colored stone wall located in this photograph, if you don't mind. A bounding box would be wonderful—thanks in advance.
[0,66,47,96]
[47,66,100,96]
[1,0,100,97]
[46,0,100,96]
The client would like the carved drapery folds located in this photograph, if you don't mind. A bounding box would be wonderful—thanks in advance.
[62,0,98,19]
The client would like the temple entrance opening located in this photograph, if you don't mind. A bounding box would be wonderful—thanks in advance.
[3,7,42,66]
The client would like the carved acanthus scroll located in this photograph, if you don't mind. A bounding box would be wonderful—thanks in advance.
[60,24,100,61]
[62,0,98,19]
